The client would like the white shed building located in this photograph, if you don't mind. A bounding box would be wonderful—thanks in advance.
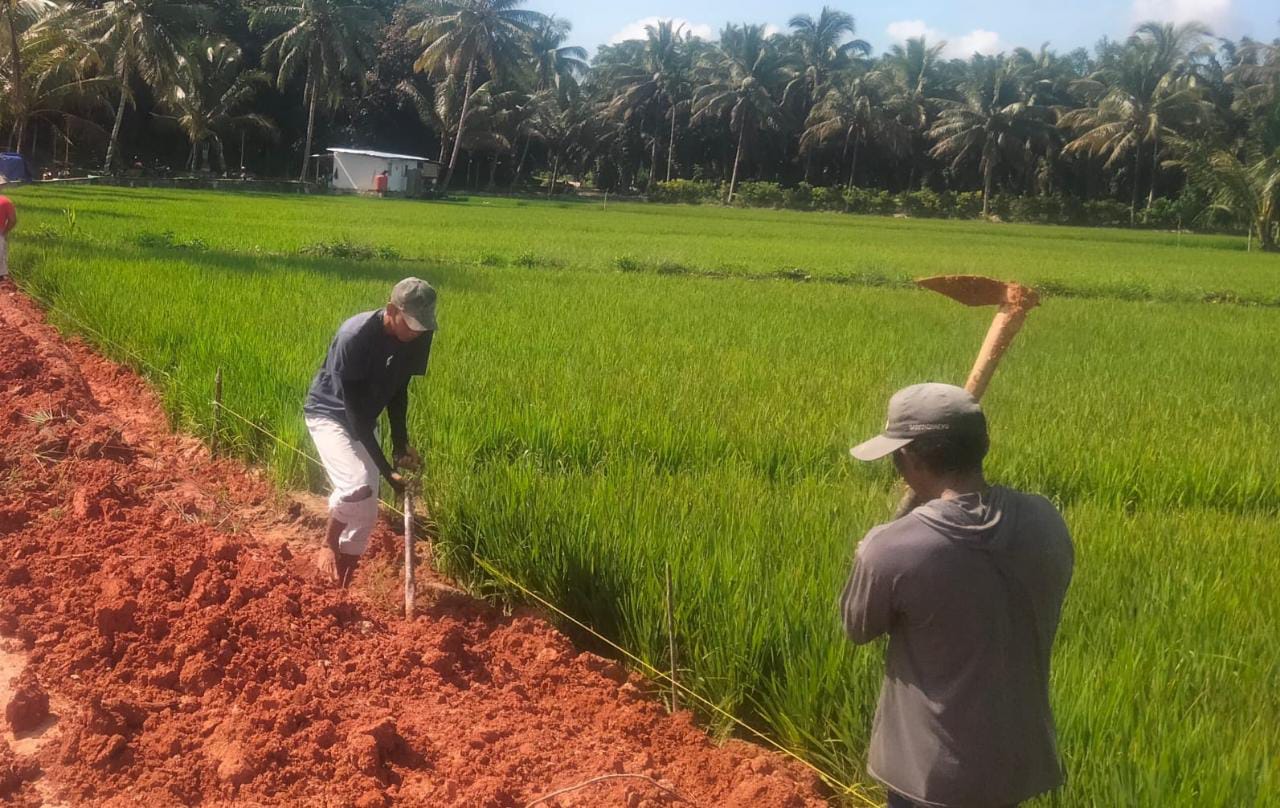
[326,148,441,195]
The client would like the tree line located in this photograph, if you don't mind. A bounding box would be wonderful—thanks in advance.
[2,2,1278,245]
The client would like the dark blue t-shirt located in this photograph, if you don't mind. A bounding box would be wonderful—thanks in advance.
[304,309,432,427]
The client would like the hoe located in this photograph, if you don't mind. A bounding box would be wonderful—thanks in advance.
[917,274,1040,400]
[892,275,1040,517]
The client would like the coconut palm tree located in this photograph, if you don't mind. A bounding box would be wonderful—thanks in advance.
[605,20,692,184]
[1228,38,1280,150]
[784,7,867,105]
[1,0,55,149]
[158,40,276,173]
[572,100,627,190]
[5,10,111,162]
[458,80,519,188]
[1061,22,1215,221]
[691,23,794,202]
[79,0,213,173]
[801,70,910,189]
[409,0,546,194]
[784,7,868,181]
[253,0,380,182]
[883,35,947,188]
[884,35,946,119]
[928,56,1057,216]
[396,70,453,162]
[1169,137,1280,250]
[522,88,582,195]
[1012,44,1084,108]
[529,15,586,101]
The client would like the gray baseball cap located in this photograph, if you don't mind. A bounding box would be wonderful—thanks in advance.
[390,277,437,332]
[850,383,986,461]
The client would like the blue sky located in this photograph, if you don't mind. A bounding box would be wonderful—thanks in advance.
[547,1,1279,58]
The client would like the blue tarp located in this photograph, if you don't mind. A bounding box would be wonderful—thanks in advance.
[0,152,31,182]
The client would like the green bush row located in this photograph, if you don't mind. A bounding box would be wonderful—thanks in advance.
[648,180,1227,231]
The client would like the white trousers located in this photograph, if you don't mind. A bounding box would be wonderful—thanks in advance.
[305,415,379,556]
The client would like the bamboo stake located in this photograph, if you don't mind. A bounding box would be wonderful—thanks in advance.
[212,367,223,456]
[404,489,415,619]
[665,561,677,711]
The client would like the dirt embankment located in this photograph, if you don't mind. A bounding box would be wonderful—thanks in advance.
[0,283,830,807]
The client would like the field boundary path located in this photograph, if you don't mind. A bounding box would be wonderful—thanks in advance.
[0,282,831,807]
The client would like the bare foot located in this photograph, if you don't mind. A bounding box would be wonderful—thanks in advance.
[315,547,339,584]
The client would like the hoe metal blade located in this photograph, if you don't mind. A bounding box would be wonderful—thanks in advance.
[916,275,1040,310]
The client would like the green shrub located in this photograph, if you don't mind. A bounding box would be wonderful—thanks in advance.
[299,239,400,261]
[135,230,211,252]
[811,186,845,211]
[843,187,895,215]
[899,189,946,218]
[950,191,984,218]
[1082,199,1133,227]
[1006,195,1078,224]
[650,179,721,204]
[733,182,784,208]
[782,182,814,211]
[614,255,644,272]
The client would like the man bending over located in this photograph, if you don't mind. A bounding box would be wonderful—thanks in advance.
[304,278,437,586]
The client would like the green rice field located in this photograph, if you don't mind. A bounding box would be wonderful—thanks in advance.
[7,185,1279,806]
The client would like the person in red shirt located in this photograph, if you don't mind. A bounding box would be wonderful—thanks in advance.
[0,195,15,281]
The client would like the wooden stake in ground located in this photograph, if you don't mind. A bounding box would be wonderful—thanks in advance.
[212,367,223,456]
[404,489,415,619]
[665,561,678,711]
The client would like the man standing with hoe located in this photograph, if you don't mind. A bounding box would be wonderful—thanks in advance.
[841,277,1073,808]
[304,278,437,587]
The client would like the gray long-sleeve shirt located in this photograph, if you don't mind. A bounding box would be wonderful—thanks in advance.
[304,309,432,480]
[841,486,1074,807]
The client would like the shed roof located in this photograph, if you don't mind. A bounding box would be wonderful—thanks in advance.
[327,147,438,163]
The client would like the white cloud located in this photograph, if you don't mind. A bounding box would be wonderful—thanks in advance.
[763,23,784,38]
[608,17,714,45]
[1131,0,1231,28]
[953,29,1002,57]
[886,19,941,42]
[886,20,1004,58]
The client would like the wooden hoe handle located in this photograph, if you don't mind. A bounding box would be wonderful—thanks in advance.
[964,303,1031,401]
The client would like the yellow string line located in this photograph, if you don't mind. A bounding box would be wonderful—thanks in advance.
[219,408,873,803]
[211,400,411,516]
[214,399,871,799]
[30,290,877,806]
[212,400,322,468]
[471,555,877,806]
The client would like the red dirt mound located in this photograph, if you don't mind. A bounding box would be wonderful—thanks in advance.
[0,736,42,807]
[0,283,830,807]
[4,671,49,734]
